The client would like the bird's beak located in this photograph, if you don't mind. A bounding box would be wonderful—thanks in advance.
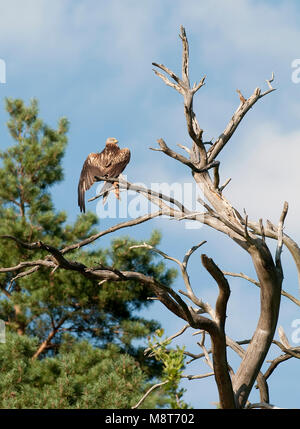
[113,138,118,144]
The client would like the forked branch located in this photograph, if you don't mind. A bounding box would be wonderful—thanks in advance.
[207,73,276,162]
[153,26,207,168]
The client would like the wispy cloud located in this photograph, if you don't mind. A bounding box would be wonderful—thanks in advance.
[222,121,300,235]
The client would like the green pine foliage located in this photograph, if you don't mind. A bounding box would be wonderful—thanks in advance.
[0,333,159,409]
[0,98,177,408]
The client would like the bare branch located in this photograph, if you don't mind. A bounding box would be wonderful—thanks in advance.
[201,255,230,329]
[178,289,214,316]
[219,178,231,193]
[175,212,206,221]
[150,138,198,170]
[0,259,55,274]
[1,233,207,328]
[177,143,191,155]
[132,380,169,409]
[152,68,181,93]
[264,353,292,381]
[223,271,300,308]
[261,72,276,96]
[259,218,265,244]
[236,89,246,104]
[0,236,45,251]
[249,218,300,288]
[129,243,181,266]
[278,325,291,349]
[275,201,289,273]
[32,314,69,360]
[62,211,163,255]
[0,213,166,289]
[150,139,218,173]
[144,324,190,356]
[153,26,207,167]
[266,71,274,88]
[197,196,217,217]
[191,76,206,94]
[213,164,220,189]
[246,402,282,409]
[207,76,276,162]
[182,241,207,269]
[272,340,300,359]
[179,25,190,87]
[243,212,250,240]
[185,338,250,363]
[184,334,269,403]
[130,241,211,315]
[198,338,214,371]
[223,271,259,287]
[8,266,41,289]
[182,372,214,380]
[152,62,184,89]
[197,253,235,408]
[89,174,188,214]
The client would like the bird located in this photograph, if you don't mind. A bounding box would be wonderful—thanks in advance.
[78,137,131,213]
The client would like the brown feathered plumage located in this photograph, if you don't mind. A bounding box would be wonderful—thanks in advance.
[78,137,130,213]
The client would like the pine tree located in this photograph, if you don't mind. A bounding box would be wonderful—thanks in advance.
[0,98,177,407]
[0,332,161,408]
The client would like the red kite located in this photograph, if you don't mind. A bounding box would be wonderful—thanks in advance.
[78,137,130,213]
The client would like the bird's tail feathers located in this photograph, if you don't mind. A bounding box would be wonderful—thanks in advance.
[100,181,115,205]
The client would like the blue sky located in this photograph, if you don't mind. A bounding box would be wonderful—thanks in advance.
[0,0,300,409]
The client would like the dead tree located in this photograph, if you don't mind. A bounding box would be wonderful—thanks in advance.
[1,27,300,409]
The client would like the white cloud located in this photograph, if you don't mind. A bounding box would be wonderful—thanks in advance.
[222,121,300,237]
[177,0,300,59]
[0,1,170,66]
[0,1,69,59]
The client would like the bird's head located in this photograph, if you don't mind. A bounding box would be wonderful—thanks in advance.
[106,137,118,145]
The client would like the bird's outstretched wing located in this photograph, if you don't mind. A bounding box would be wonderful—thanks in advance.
[78,147,130,213]
[78,153,106,213]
